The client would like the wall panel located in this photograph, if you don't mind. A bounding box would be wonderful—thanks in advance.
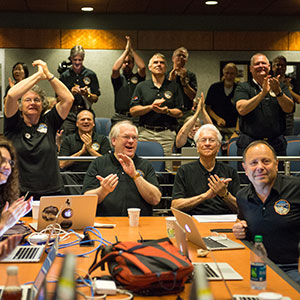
[61,29,137,49]
[214,31,289,51]
[0,28,60,48]
[138,30,213,50]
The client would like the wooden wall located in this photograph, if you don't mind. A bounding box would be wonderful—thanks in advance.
[1,28,300,50]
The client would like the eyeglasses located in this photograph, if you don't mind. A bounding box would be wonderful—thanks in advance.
[23,98,41,103]
[198,138,217,144]
[120,135,138,141]
[1,157,15,168]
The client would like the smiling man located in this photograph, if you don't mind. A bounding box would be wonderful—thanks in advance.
[59,110,111,193]
[82,120,161,216]
[60,45,101,136]
[130,53,184,170]
[233,140,300,284]
[167,47,197,123]
[233,53,294,158]
[171,124,240,215]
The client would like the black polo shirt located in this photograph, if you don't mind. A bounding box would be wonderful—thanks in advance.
[82,153,160,216]
[237,175,300,265]
[130,78,184,128]
[112,72,145,112]
[4,107,64,194]
[172,160,240,215]
[60,66,101,108]
[166,70,197,111]
[205,81,238,128]
[233,80,291,139]
[59,131,111,181]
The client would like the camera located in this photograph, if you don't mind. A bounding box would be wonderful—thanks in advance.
[57,59,72,74]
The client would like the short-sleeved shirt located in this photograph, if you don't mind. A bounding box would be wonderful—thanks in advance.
[60,67,101,109]
[236,175,300,265]
[233,80,292,139]
[166,70,197,111]
[205,81,238,128]
[172,160,240,215]
[59,131,111,182]
[82,153,160,216]
[112,72,145,112]
[4,107,64,194]
[130,78,184,128]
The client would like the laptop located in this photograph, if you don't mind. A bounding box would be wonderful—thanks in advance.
[171,207,244,250]
[173,219,243,281]
[0,237,58,300]
[29,195,98,231]
[181,147,199,165]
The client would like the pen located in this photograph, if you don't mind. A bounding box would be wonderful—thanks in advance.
[93,223,116,228]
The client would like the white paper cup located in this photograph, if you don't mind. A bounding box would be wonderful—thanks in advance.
[32,201,40,220]
[127,208,141,227]
[166,216,176,238]
[258,292,283,300]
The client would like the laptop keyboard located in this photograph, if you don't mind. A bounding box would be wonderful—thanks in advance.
[203,237,227,248]
[14,246,40,260]
[233,295,259,300]
[2,245,45,263]
[203,263,220,278]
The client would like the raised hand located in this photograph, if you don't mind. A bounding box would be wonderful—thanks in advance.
[96,174,119,193]
[117,153,136,178]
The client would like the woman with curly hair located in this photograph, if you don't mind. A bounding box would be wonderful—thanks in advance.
[0,138,20,212]
[0,138,32,259]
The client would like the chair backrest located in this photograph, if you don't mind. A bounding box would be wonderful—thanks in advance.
[227,138,238,169]
[286,139,300,174]
[95,118,111,136]
[136,141,165,172]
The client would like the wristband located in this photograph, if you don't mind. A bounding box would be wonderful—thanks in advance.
[131,172,140,180]
[48,74,55,81]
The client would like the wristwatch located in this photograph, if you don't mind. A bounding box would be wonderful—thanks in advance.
[276,90,283,97]
[131,172,141,180]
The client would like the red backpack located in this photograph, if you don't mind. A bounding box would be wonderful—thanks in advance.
[88,238,194,296]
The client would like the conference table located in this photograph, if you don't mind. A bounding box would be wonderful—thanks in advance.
[0,216,299,299]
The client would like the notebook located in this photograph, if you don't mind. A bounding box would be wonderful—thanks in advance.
[0,237,58,300]
[171,207,244,250]
[29,195,98,231]
[173,219,243,281]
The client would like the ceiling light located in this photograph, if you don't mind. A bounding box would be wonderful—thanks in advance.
[205,1,218,5]
[81,7,94,12]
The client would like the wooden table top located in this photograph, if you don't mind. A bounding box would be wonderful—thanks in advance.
[0,216,299,300]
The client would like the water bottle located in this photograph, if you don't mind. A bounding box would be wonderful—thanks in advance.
[250,235,267,290]
[2,266,22,300]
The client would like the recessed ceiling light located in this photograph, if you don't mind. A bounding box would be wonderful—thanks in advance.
[81,7,94,12]
[205,1,218,5]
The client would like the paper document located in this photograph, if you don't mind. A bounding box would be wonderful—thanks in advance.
[193,214,237,223]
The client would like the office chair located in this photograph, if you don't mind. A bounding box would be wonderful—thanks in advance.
[227,137,238,170]
[286,139,300,176]
[95,118,111,136]
[136,141,165,172]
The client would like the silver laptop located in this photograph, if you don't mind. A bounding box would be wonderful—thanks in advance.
[173,219,243,281]
[29,195,98,231]
[171,207,244,250]
[181,147,199,165]
[0,237,58,300]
